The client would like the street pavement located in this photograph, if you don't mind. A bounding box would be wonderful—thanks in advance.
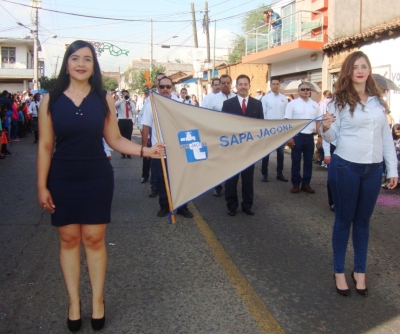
[1,130,400,334]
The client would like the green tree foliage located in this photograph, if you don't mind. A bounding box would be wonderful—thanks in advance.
[228,35,246,64]
[102,75,118,91]
[39,76,57,91]
[128,64,166,94]
[227,4,270,64]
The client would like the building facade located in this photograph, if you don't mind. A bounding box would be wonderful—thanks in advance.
[0,38,36,92]
[242,0,328,101]
[322,0,400,122]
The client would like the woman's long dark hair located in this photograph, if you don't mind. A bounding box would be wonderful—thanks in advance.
[48,40,110,118]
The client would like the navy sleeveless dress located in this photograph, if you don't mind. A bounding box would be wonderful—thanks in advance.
[47,91,114,226]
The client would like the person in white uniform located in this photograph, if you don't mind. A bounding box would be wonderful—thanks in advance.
[206,74,236,197]
[260,78,288,182]
[201,78,221,108]
[285,83,322,194]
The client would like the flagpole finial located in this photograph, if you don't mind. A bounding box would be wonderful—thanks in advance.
[144,71,152,89]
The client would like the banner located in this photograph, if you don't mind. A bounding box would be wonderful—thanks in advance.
[152,93,312,210]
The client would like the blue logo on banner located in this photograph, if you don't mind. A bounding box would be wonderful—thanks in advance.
[178,130,208,163]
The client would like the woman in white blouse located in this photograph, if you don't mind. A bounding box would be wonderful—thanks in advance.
[322,51,398,297]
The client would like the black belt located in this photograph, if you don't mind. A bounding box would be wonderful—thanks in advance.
[297,133,314,137]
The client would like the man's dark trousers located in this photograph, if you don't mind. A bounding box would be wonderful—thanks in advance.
[225,165,255,212]
[118,119,133,141]
[261,144,285,176]
[152,158,189,211]
[291,134,314,186]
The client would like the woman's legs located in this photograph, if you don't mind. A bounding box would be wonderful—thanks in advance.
[82,224,107,319]
[329,155,361,289]
[58,224,82,320]
[351,163,381,288]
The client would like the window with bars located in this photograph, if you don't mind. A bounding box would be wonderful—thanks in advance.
[2,47,16,65]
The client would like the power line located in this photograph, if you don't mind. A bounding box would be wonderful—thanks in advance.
[3,0,200,23]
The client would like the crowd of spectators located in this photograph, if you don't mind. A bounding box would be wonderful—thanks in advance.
[0,89,39,160]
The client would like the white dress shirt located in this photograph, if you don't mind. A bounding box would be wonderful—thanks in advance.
[322,96,398,178]
[28,101,40,117]
[237,95,249,110]
[261,92,288,119]
[319,97,332,115]
[284,97,321,134]
[136,97,145,111]
[207,91,236,111]
[115,99,136,120]
[201,93,212,108]
[140,95,165,145]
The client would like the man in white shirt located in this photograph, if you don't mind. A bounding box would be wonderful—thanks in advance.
[180,87,194,105]
[139,73,166,193]
[207,74,236,197]
[201,78,221,108]
[261,78,288,182]
[285,82,322,194]
[28,93,41,143]
[207,74,236,112]
[141,76,193,219]
[115,89,136,158]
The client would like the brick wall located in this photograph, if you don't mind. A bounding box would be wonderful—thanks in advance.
[217,62,269,97]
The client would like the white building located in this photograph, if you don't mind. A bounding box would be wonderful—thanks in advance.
[242,0,328,101]
[0,37,39,92]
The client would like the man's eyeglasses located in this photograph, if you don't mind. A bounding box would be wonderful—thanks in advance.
[221,82,231,85]
[159,85,172,89]
[299,88,311,91]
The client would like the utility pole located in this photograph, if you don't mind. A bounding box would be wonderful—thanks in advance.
[53,55,60,77]
[204,2,211,85]
[191,3,201,100]
[212,20,216,83]
[150,19,153,72]
[31,0,41,90]
[191,3,198,48]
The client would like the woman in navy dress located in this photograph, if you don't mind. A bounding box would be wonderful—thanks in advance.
[37,40,164,331]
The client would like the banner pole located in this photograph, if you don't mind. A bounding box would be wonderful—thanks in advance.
[148,91,176,224]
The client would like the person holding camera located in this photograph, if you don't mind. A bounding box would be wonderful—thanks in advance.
[115,89,136,158]
[180,88,194,105]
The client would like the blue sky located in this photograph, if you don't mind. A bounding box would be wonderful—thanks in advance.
[0,0,270,76]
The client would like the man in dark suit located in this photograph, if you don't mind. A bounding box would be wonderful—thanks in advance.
[222,74,264,216]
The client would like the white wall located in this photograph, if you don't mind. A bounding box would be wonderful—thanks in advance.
[361,38,400,123]
[271,52,323,76]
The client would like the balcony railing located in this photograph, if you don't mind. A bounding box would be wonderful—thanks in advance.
[245,10,324,55]
[0,68,34,79]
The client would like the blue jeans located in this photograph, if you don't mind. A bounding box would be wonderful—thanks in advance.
[151,158,188,211]
[261,144,285,176]
[10,119,18,139]
[270,27,281,45]
[328,154,382,273]
[291,134,314,186]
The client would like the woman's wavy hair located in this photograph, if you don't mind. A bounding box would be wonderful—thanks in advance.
[333,51,386,115]
[48,40,110,117]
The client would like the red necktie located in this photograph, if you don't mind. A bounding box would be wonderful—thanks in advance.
[241,99,246,115]
[125,102,129,118]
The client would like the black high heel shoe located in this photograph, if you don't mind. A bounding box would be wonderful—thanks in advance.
[67,301,82,332]
[351,271,368,296]
[334,274,350,297]
[91,300,105,331]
